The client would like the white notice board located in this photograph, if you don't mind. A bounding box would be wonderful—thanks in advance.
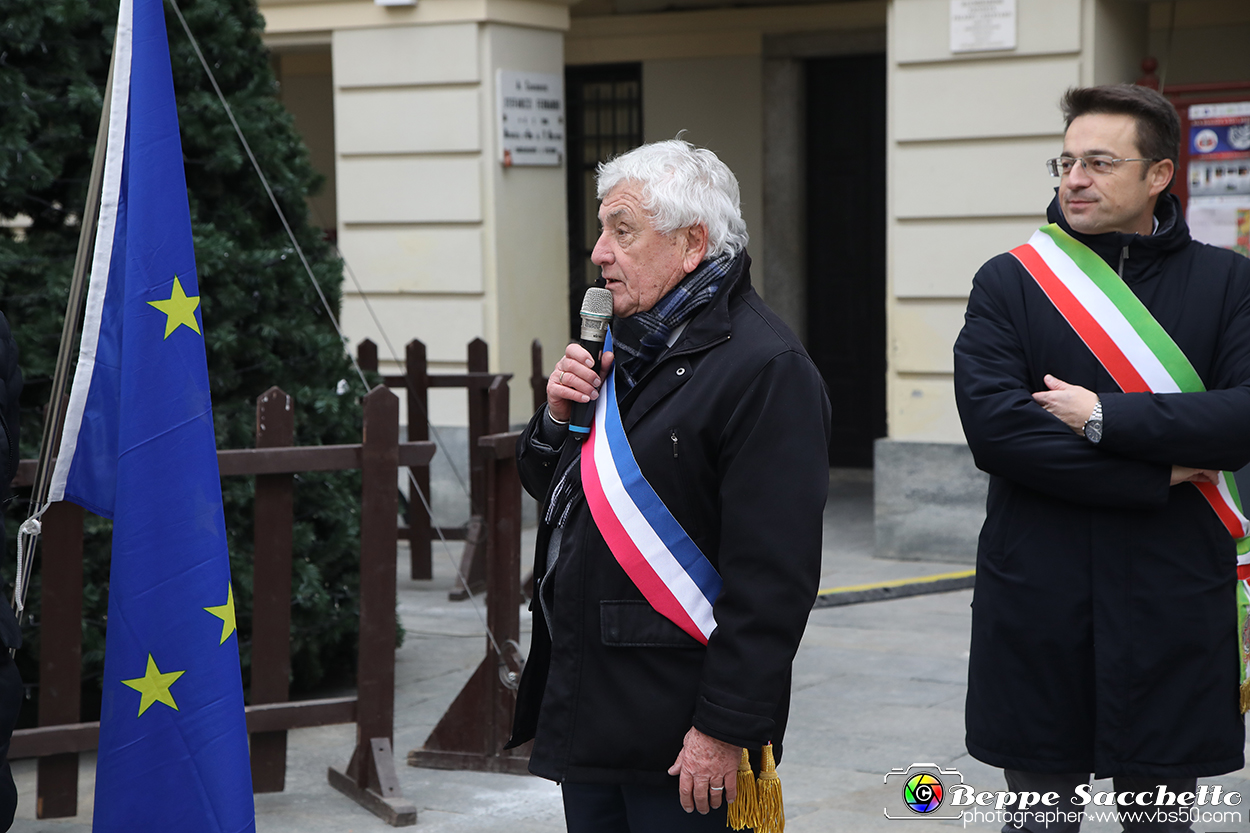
[950,0,1017,54]
[497,70,565,167]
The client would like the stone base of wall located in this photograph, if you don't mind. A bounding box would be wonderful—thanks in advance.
[873,438,988,563]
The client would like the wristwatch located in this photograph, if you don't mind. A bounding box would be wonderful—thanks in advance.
[1083,398,1103,444]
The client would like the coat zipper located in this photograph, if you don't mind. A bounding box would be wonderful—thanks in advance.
[671,430,679,458]
[1118,244,1129,279]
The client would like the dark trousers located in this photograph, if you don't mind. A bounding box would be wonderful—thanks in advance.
[561,781,729,833]
[1001,770,1198,833]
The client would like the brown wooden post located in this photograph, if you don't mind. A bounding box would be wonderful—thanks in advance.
[249,387,295,793]
[450,339,491,600]
[328,385,415,825]
[404,339,431,580]
[466,338,489,518]
[36,501,83,819]
[357,339,379,374]
[530,339,545,412]
[523,339,545,600]
[487,375,510,436]
[405,428,529,773]
[481,431,523,755]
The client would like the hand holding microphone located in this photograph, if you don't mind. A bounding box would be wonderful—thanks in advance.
[547,287,614,437]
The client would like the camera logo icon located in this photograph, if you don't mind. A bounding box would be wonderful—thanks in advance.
[903,772,943,813]
[884,763,964,820]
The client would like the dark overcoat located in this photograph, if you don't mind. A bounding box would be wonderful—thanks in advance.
[507,253,832,784]
[954,194,1250,778]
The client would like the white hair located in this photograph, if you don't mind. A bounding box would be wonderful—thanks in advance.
[595,139,748,259]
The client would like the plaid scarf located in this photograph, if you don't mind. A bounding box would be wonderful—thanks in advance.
[610,250,736,392]
[542,250,738,531]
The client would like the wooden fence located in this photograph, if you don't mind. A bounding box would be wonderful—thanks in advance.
[355,338,513,599]
[11,384,435,826]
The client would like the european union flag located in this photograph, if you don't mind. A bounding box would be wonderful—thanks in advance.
[46,0,255,829]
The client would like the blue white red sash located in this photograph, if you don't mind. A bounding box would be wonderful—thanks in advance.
[580,331,722,644]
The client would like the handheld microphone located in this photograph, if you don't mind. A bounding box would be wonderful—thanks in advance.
[569,287,613,440]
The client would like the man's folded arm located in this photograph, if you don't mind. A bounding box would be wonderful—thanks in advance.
[954,270,1170,510]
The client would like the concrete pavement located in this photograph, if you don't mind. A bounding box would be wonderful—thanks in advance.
[10,470,1249,831]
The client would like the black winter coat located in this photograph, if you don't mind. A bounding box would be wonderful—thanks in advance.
[508,254,831,784]
[954,194,1250,778]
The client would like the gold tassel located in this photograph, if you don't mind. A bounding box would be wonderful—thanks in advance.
[727,748,757,831]
[1241,679,1250,714]
[754,743,785,833]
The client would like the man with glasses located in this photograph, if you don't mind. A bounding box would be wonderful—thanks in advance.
[955,84,1250,832]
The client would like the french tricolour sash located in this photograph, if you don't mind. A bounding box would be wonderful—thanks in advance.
[580,331,722,644]
[1011,224,1250,581]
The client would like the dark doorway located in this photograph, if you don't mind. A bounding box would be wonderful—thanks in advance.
[564,63,643,339]
[805,54,887,468]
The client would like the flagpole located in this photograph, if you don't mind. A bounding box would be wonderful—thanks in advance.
[13,40,118,621]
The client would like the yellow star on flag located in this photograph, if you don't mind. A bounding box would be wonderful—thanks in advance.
[204,584,237,645]
[147,275,202,339]
[121,654,185,717]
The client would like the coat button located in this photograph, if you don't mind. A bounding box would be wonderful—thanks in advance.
[676,367,686,376]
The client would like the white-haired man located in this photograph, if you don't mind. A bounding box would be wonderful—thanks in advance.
[507,140,831,831]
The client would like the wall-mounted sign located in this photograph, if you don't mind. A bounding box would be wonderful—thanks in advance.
[1187,102,1250,256]
[950,0,1017,54]
[497,70,565,167]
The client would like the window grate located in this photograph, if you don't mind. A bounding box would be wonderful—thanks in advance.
[564,64,643,337]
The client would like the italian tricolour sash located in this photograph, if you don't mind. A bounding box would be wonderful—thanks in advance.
[1012,224,1250,708]
[580,331,722,644]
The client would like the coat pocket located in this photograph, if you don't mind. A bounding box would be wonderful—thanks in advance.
[600,600,702,648]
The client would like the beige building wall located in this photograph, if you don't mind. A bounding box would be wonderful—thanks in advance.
[481,22,570,426]
[261,0,571,426]
[259,0,1250,439]
[885,0,1149,445]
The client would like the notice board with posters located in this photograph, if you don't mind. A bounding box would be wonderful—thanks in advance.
[1186,101,1250,257]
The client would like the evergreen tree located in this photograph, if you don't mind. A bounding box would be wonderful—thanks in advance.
[0,0,378,717]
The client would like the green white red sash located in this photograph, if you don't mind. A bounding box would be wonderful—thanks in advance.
[1011,224,1250,581]
[1013,223,1250,702]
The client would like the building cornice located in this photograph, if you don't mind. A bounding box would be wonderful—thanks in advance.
[259,0,573,39]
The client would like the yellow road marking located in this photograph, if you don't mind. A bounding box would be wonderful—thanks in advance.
[817,568,976,596]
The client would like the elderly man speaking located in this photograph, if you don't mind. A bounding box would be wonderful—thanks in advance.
[506,140,831,831]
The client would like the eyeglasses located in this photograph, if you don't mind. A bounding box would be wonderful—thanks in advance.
[1046,155,1159,177]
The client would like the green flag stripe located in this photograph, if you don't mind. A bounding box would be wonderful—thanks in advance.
[1039,225,1206,393]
